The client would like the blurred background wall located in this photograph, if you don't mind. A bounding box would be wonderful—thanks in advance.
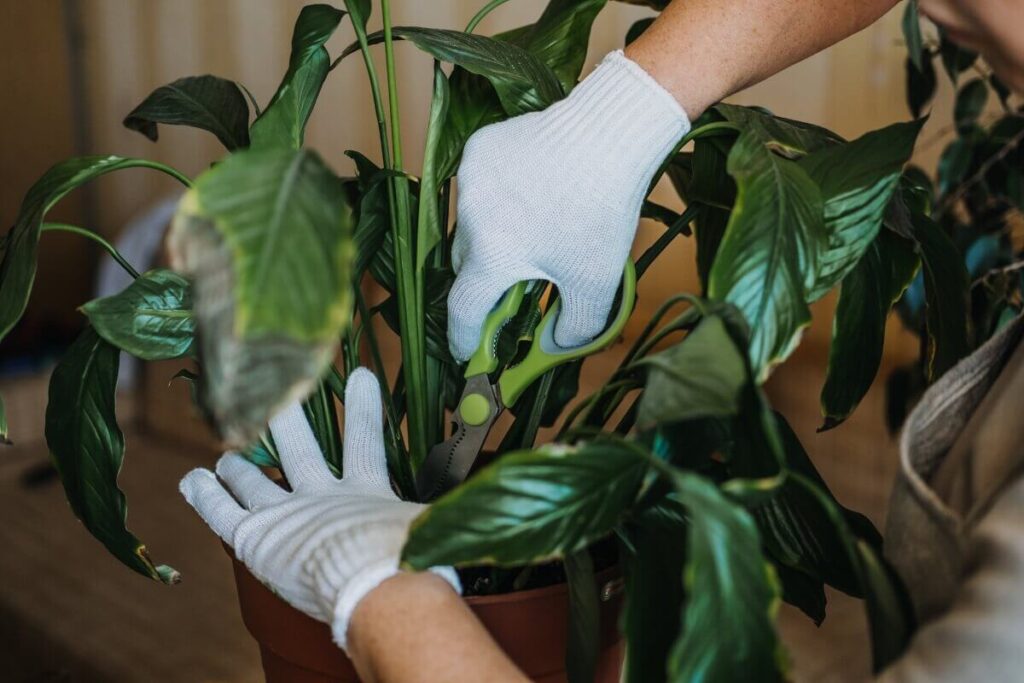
[0,2,978,681]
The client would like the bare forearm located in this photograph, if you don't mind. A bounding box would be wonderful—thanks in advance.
[347,573,529,683]
[626,0,899,117]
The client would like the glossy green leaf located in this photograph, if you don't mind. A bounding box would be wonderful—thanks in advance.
[911,213,970,379]
[902,0,924,71]
[939,30,978,84]
[707,119,825,382]
[820,230,920,429]
[750,415,883,598]
[500,0,608,92]
[123,75,251,150]
[789,473,914,671]
[342,0,370,30]
[416,63,450,273]
[393,27,563,116]
[168,147,354,446]
[637,316,748,428]
[433,0,605,181]
[800,119,924,300]
[906,54,937,118]
[772,562,826,626]
[564,550,599,683]
[622,502,687,683]
[665,470,783,683]
[937,133,970,196]
[303,381,342,475]
[45,327,178,583]
[249,4,345,149]
[80,269,194,361]
[714,104,841,155]
[402,440,647,568]
[346,151,395,280]
[0,156,189,345]
[953,78,988,133]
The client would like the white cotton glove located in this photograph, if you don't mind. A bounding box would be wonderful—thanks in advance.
[179,368,461,651]
[448,49,690,360]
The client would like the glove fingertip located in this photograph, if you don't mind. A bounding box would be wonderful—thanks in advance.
[179,467,215,504]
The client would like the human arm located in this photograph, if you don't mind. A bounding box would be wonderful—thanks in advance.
[348,572,528,683]
[447,0,899,360]
[626,0,899,119]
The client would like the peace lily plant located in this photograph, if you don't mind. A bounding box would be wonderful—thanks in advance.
[5,0,1014,680]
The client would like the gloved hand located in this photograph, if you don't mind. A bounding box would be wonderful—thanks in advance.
[179,368,461,651]
[448,49,691,361]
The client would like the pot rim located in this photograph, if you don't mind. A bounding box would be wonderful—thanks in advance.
[463,565,620,605]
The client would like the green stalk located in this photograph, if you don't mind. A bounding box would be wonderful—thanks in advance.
[381,0,429,468]
[356,291,414,496]
[42,223,141,279]
[465,0,512,33]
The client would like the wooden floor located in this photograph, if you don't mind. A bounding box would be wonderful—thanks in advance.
[0,346,901,682]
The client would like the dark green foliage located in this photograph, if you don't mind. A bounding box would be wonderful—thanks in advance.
[124,75,251,150]
[45,327,178,583]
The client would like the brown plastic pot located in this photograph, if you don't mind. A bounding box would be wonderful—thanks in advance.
[229,555,625,683]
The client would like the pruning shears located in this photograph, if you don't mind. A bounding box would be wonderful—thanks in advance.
[415,261,637,502]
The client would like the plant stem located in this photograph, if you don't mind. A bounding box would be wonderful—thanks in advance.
[465,0,511,33]
[134,159,193,189]
[41,223,141,279]
[381,0,429,469]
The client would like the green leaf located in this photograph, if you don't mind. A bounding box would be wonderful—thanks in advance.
[622,502,687,683]
[80,269,194,360]
[393,27,563,116]
[906,54,937,118]
[123,75,251,150]
[637,316,748,428]
[799,119,925,300]
[45,327,178,583]
[902,0,924,71]
[346,151,394,280]
[937,136,974,194]
[665,470,783,682]
[0,156,189,345]
[707,120,825,381]
[342,0,370,30]
[911,213,970,380]
[714,104,842,155]
[249,4,346,149]
[564,550,599,683]
[953,78,988,133]
[168,147,354,446]
[303,380,342,475]
[416,63,450,273]
[821,230,920,429]
[788,473,915,671]
[750,415,883,598]
[938,30,978,84]
[402,440,647,568]
[500,0,608,92]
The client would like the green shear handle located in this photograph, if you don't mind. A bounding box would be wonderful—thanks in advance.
[416,261,637,502]
[463,260,637,416]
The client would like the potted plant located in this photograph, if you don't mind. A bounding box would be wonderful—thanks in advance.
[4,1,1017,681]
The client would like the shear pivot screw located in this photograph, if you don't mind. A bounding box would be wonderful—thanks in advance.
[459,394,491,426]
